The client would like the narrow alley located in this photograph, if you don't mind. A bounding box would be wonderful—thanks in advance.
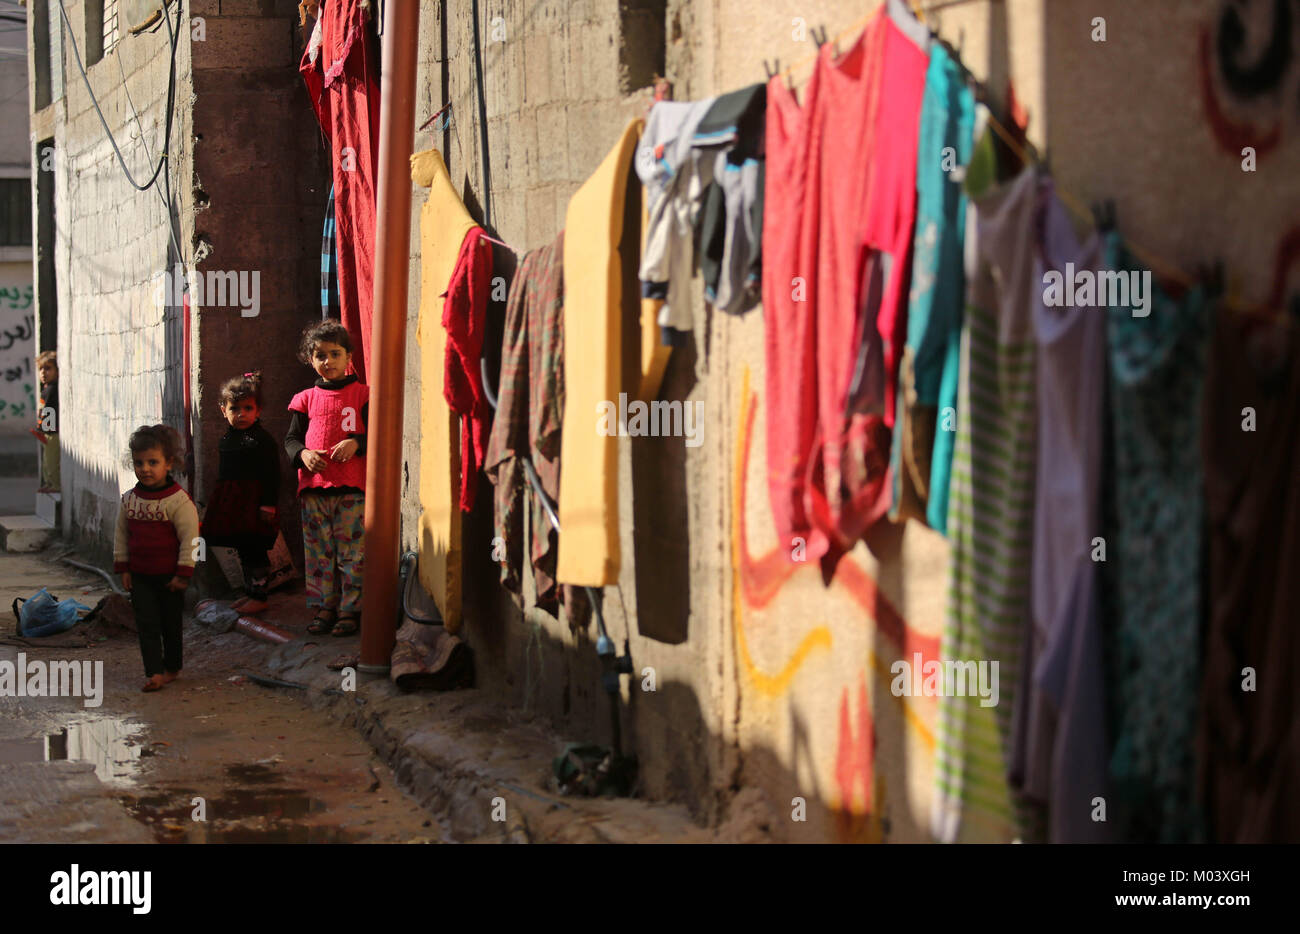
[0,0,1293,916]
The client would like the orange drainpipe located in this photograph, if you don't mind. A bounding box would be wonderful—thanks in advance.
[359,1,421,673]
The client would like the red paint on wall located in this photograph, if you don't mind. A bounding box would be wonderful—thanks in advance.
[1198,27,1282,159]
[835,679,874,816]
[738,383,941,668]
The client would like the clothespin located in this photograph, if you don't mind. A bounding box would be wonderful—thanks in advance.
[763,59,780,81]
[1091,199,1117,233]
[419,102,452,133]
[812,26,829,49]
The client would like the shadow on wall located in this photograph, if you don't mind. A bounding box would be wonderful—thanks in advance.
[62,440,128,569]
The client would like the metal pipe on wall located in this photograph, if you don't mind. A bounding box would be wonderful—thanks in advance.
[359,0,421,673]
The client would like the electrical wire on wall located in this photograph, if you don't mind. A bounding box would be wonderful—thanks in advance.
[55,0,193,486]
[56,0,180,195]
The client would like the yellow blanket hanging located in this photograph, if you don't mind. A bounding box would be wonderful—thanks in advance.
[412,147,477,633]
[557,118,670,588]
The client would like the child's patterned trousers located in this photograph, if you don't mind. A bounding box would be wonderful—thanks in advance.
[300,491,365,616]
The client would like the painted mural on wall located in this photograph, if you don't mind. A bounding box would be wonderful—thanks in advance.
[720,0,1300,845]
[0,276,36,436]
[1200,0,1300,316]
[731,366,941,842]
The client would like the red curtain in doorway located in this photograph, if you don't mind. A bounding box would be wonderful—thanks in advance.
[300,0,380,382]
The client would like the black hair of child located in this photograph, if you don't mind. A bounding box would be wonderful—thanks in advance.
[298,319,353,365]
[126,424,185,470]
[219,371,265,409]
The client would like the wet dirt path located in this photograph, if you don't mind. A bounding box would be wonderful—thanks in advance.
[1,552,443,844]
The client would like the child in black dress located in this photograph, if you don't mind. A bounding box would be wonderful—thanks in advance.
[202,372,282,613]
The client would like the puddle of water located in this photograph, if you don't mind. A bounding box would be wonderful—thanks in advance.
[122,786,367,844]
[0,716,145,786]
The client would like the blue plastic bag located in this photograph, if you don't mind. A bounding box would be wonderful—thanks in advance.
[14,588,90,638]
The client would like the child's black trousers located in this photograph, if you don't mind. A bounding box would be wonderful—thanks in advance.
[132,573,184,676]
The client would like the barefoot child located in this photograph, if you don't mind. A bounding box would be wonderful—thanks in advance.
[113,425,200,692]
[284,321,368,637]
[201,372,282,614]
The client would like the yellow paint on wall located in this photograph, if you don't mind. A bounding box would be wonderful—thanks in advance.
[731,366,832,696]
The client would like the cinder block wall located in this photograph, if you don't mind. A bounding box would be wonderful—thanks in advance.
[189,0,328,568]
[30,2,198,562]
[402,0,1300,842]
[401,0,740,828]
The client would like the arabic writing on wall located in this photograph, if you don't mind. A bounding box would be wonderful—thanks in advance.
[0,282,37,428]
[0,284,33,312]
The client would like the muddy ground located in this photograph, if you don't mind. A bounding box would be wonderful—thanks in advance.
[0,550,443,843]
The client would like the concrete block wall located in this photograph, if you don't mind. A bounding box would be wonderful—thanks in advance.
[188,0,328,567]
[401,0,1300,841]
[402,0,745,826]
[29,1,197,562]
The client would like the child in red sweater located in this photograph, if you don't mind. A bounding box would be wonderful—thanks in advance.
[113,424,201,692]
[284,321,368,637]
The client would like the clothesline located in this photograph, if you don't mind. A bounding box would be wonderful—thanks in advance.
[982,109,1290,328]
[775,0,1292,329]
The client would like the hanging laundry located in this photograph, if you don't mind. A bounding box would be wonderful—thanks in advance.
[636,99,716,346]
[693,82,766,316]
[411,147,481,634]
[301,0,380,382]
[760,71,814,558]
[761,4,928,575]
[1198,311,1300,843]
[1100,234,1208,844]
[931,167,1040,845]
[483,231,577,618]
[1006,182,1112,844]
[636,197,673,404]
[321,184,340,320]
[557,119,648,588]
[484,233,591,624]
[442,227,493,513]
[484,232,560,601]
[889,46,976,527]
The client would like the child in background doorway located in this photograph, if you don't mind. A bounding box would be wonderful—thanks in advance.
[113,424,200,693]
[285,320,368,637]
[202,371,282,614]
[34,351,59,493]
